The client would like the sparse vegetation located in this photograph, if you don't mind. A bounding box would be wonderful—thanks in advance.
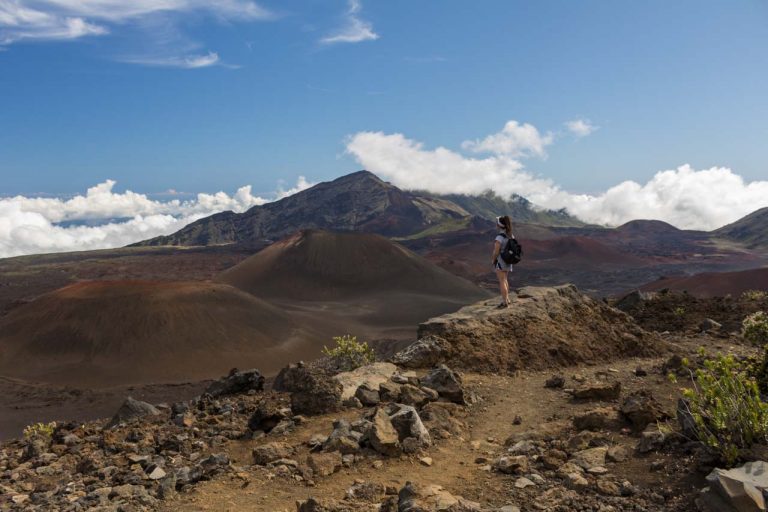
[742,290,768,301]
[673,306,686,317]
[322,335,375,371]
[23,421,56,440]
[742,311,768,345]
[682,354,768,465]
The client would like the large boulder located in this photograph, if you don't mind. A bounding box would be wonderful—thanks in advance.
[273,363,343,415]
[105,397,160,429]
[204,368,264,397]
[365,409,401,456]
[707,461,768,512]
[391,336,450,369]
[252,442,294,465]
[334,362,398,401]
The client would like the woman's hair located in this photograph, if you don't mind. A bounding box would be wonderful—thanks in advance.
[497,215,512,237]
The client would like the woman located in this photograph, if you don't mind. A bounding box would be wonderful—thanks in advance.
[491,215,514,308]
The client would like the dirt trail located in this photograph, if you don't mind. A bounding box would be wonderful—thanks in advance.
[159,340,723,512]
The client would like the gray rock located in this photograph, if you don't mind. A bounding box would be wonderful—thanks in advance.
[700,318,722,333]
[388,404,432,453]
[620,390,667,431]
[252,442,293,465]
[273,363,343,415]
[391,335,450,368]
[545,375,565,388]
[707,461,768,512]
[204,368,264,397]
[105,397,160,429]
[354,384,381,407]
[421,365,466,404]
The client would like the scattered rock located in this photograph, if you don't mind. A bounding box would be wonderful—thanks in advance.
[248,401,290,433]
[273,363,343,415]
[105,397,160,429]
[493,455,528,475]
[515,477,536,489]
[707,461,768,512]
[354,384,381,407]
[388,404,432,453]
[635,366,648,377]
[620,390,667,431]
[572,381,621,401]
[346,481,386,503]
[699,318,722,333]
[572,407,622,431]
[252,442,294,465]
[636,429,666,454]
[366,408,401,456]
[606,445,628,463]
[570,447,608,471]
[545,375,565,389]
[421,365,466,404]
[398,481,481,512]
[204,368,265,397]
[419,457,433,467]
[307,452,342,477]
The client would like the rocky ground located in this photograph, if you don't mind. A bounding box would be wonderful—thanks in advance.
[1,285,763,511]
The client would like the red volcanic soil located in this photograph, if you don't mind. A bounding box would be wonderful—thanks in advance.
[0,280,317,386]
[523,236,646,267]
[640,267,768,298]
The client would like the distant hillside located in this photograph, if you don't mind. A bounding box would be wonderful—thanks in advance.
[714,207,768,249]
[640,267,768,297]
[424,191,585,227]
[133,171,584,247]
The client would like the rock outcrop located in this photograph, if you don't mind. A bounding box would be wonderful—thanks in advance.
[414,284,665,374]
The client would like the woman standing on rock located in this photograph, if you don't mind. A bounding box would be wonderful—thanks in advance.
[492,215,514,308]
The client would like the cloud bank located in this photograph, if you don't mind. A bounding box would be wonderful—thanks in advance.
[0,177,312,258]
[345,122,768,231]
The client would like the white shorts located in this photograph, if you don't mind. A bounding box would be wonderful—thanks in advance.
[494,257,513,272]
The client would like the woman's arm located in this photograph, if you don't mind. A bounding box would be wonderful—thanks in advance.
[491,240,501,265]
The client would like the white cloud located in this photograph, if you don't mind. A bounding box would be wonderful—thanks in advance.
[345,124,768,231]
[0,176,314,258]
[461,120,553,158]
[122,51,221,69]
[320,0,378,45]
[565,119,597,138]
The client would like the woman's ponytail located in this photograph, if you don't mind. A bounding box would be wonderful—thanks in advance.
[501,215,512,238]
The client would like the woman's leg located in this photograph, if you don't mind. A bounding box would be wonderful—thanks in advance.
[495,270,509,304]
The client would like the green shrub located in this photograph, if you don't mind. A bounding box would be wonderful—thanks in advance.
[682,354,768,465]
[23,421,56,440]
[742,290,768,301]
[673,306,686,317]
[322,335,375,371]
[743,311,768,345]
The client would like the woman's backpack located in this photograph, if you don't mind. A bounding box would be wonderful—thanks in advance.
[500,235,523,264]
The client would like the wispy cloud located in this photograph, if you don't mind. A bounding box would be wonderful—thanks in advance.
[564,119,598,138]
[0,0,273,66]
[320,0,378,45]
[121,51,223,69]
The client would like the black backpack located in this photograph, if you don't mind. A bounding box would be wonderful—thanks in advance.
[500,234,523,265]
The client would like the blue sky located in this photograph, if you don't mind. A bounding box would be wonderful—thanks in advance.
[2,0,766,197]
[1,1,768,257]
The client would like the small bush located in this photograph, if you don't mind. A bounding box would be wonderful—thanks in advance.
[322,335,375,371]
[743,311,768,345]
[742,290,768,301]
[673,306,686,317]
[682,354,768,466]
[23,421,56,440]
